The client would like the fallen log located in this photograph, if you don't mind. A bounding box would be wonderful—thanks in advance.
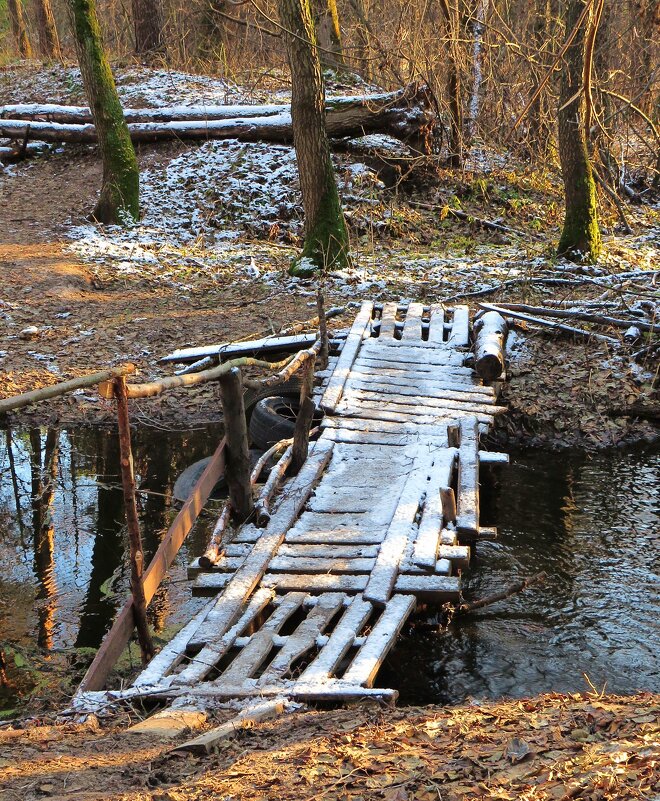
[0,85,436,146]
[473,310,508,381]
[478,303,619,344]
[494,302,657,334]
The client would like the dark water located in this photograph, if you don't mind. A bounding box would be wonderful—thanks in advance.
[0,426,658,710]
[381,448,660,703]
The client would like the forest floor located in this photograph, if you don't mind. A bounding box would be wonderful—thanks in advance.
[1,61,658,448]
[0,692,658,801]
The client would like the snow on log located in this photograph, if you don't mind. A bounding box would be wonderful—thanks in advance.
[0,85,436,146]
[473,311,508,382]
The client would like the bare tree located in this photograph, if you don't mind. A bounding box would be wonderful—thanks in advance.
[132,0,164,57]
[8,0,33,58]
[311,0,344,70]
[33,0,61,59]
[278,0,350,275]
[557,0,601,261]
[68,0,140,223]
[439,0,463,168]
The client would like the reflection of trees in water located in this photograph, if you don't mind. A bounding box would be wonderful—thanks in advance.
[75,429,125,649]
[30,428,60,652]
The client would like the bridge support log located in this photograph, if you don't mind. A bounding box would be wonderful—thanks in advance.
[218,368,254,523]
[473,311,508,381]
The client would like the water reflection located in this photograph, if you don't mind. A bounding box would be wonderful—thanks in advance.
[380,447,660,703]
[0,424,222,662]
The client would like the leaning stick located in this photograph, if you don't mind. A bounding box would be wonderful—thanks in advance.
[254,444,294,527]
[243,341,320,389]
[0,364,136,414]
[458,572,547,613]
[478,303,619,344]
[491,302,657,334]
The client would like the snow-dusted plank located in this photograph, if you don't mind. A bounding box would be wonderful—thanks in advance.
[412,450,457,569]
[344,377,495,402]
[321,301,373,413]
[363,454,432,606]
[427,304,446,344]
[257,593,345,684]
[306,487,399,515]
[278,543,380,559]
[342,595,416,686]
[377,301,399,338]
[287,509,393,536]
[448,305,470,347]
[322,427,449,448]
[393,574,461,600]
[456,416,480,536]
[285,524,387,545]
[191,681,397,703]
[338,396,503,422]
[192,572,233,596]
[479,451,510,465]
[269,555,375,574]
[352,359,479,382]
[323,416,460,436]
[216,593,308,684]
[438,544,470,569]
[298,596,373,684]
[359,341,465,364]
[175,588,274,684]
[401,302,424,341]
[400,557,452,575]
[336,405,495,430]
[262,573,369,593]
[134,598,218,687]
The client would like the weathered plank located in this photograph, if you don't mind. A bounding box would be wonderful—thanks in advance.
[338,396,503,421]
[262,574,369,593]
[269,555,376,574]
[401,302,424,341]
[394,574,461,599]
[377,301,399,338]
[448,305,470,347]
[257,593,345,684]
[216,593,308,684]
[342,595,416,686]
[344,376,494,402]
[456,416,480,535]
[351,358,479,382]
[322,427,450,448]
[427,304,446,344]
[359,342,465,364]
[176,588,274,683]
[321,301,373,412]
[298,596,373,684]
[411,450,457,569]
[278,543,380,559]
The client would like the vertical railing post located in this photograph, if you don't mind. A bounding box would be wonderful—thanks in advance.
[114,376,155,664]
[289,358,316,475]
[218,367,253,522]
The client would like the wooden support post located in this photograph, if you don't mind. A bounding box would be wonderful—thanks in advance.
[289,363,315,476]
[317,288,329,370]
[218,368,253,522]
[440,486,457,524]
[113,376,155,664]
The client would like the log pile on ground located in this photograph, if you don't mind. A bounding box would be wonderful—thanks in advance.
[0,84,437,159]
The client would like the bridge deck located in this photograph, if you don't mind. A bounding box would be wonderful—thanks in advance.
[107,302,504,706]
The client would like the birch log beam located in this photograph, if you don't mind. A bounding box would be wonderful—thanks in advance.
[473,310,508,381]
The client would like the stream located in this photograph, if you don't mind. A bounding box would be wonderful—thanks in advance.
[0,425,658,713]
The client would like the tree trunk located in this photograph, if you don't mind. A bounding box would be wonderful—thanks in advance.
[557,0,601,262]
[467,0,488,140]
[311,0,344,70]
[439,0,463,169]
[8,0,33,58]
[278,0,350,275]
[132,0,164,58]
[33,0,61,59]
[67,0,140,224]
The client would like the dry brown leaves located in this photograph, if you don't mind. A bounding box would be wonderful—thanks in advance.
[0,693,657,801]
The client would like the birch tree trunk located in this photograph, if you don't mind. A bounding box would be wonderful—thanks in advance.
[8,0,33,58]
[557,0,601,261]
[279,0,350,275]
[67,0,140,223]
[34,0,61,58]
[467,0,488,140]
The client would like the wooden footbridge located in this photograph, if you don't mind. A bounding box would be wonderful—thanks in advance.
[70,301,508,714]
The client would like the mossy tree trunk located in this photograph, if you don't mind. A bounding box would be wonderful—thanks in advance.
[67,0,140,224]
[132,0,164,58]
[279,0,350,275]
[34,0,61,59]
[311,0,344,70]
[557,0,601,262]
[8,0,33,58]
